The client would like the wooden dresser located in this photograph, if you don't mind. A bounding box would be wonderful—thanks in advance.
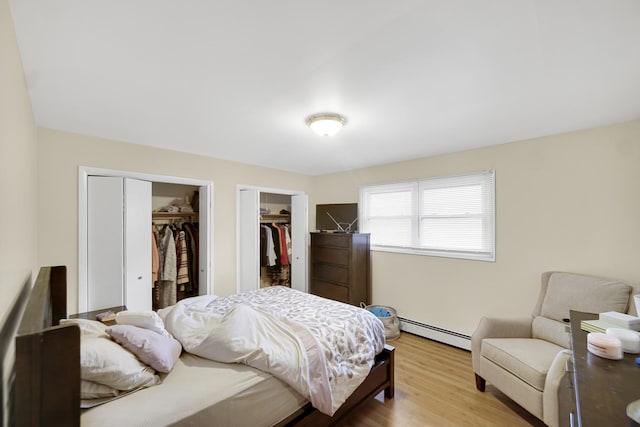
[310,232,371,306]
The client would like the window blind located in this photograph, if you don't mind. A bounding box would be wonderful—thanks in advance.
[359,171,495,261]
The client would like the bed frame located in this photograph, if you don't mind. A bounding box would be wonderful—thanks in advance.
[13,266,80,426]
[13,266,394,426]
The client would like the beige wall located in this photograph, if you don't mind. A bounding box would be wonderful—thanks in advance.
[0,0,38,320]
[37,128,313,312]
[0,0,38,422]
[313,120,640,335]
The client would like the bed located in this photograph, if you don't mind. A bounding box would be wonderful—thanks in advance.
[13,266,395,426]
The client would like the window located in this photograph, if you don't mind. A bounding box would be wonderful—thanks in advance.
[359,171,495,261]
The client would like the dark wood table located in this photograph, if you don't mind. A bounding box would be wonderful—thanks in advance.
[569,310,640,426]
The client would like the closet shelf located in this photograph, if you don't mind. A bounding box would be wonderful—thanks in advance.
[260,214,290,223]
[152,211,199,220]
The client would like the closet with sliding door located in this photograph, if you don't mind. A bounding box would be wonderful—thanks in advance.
[81,168,212,314]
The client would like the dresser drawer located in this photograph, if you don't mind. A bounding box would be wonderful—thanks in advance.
[313,247,349,266]
[311,280,349,304]
[313,263,349,284]
[312,233,350,248]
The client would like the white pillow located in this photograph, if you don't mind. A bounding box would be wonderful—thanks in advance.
[81,380,120,400]
[107,325,182,373]
[63,318,160,391]
[60,318,109,337]
[80,335,160,390]
[116,310,169,336]
[80,384,142,409]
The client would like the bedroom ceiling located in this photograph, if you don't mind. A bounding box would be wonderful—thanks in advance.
[9,1,640,175]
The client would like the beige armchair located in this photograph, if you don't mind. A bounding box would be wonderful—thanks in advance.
[472,271,639,427]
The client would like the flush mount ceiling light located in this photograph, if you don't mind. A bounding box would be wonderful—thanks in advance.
[306,113,346,136]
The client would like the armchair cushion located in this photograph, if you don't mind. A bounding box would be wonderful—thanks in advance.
[481,338,565,392]
[540,273,631,322]
[471,316,532,372]
[532,316,570,348]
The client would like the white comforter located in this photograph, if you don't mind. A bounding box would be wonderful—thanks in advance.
[159,287,385,415]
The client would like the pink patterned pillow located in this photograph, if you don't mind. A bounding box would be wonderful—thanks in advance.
[107,325,182,373]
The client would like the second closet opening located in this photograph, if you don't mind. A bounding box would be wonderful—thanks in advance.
[260,192,292,288]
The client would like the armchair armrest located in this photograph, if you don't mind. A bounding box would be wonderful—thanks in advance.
[471,316,533,372]
[543,349,573,427]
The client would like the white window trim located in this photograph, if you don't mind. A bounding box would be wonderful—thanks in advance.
[359,171,495,262]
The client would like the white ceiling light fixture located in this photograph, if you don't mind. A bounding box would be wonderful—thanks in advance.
[306,113,346,136]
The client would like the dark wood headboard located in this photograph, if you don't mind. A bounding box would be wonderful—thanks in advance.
[13,266,80,426]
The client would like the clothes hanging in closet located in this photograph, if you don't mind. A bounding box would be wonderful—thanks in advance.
[157,224,177,306]
[152,221,199,309]
[152,226,160,282]
[260,223,291,287]
[182,222,199,293]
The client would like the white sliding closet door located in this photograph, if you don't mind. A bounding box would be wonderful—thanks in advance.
[87,176,151,311]
[290,194,308,292]
[238,189,260,293]
[124,178,152,311]
[197,184,211,296]
[88,176,124,311]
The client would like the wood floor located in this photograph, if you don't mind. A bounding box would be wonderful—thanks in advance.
[340,332,546,427]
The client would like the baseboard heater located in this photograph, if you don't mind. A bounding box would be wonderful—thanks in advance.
[399,317,471,351]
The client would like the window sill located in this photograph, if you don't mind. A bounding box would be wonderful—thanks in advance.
[371,245,495,262]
